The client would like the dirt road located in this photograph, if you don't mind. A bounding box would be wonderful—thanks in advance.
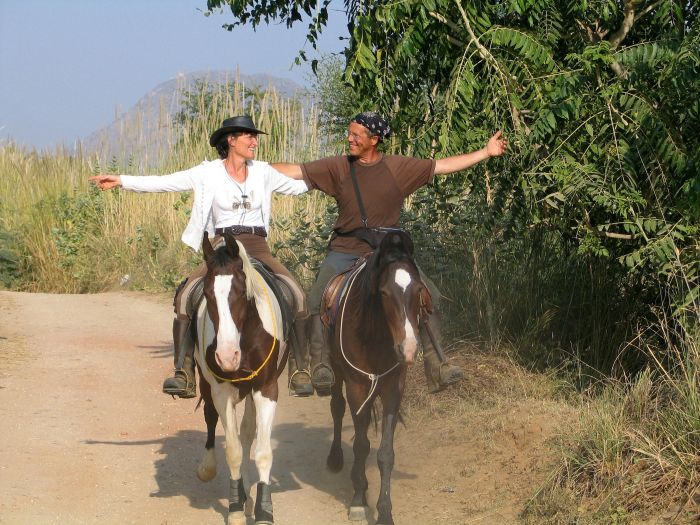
[0,291,564,524]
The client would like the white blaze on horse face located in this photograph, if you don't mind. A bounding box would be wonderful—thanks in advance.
[213,274,242,372]
[393,268,419,363]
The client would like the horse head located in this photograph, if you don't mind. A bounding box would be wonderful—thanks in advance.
[202,231,249,373]
[371,230,433,364]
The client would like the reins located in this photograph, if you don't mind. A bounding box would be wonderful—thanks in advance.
[199,270,280,383]
[338,260,400,415]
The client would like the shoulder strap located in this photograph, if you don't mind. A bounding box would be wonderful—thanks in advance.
[348,157,369,228]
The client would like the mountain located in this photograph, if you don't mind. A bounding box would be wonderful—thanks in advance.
[80,70,306,165]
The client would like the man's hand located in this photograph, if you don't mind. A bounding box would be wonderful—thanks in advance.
[486,130,507,157]
[89,175,122,190]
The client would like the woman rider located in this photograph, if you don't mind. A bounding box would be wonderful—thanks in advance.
[90,116,314,398]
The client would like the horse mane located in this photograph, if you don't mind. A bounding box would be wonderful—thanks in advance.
[236,242,266,300]
[210,240,266,301]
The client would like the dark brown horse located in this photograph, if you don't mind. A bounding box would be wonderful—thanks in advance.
[325,230,433,525]
[194,232,287,525]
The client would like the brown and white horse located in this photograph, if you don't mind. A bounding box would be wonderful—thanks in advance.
[325,230,433,525]
[194,231,286,525]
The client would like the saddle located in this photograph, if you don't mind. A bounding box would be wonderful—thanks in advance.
[183,261,295,341]
[320,257,368,328]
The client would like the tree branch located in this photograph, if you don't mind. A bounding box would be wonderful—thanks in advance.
[608,0,642,49]
[451,0,523,132]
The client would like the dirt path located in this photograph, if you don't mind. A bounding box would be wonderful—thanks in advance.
[0,291,567,524]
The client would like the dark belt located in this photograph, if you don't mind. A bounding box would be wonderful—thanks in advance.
[215,225,267,238]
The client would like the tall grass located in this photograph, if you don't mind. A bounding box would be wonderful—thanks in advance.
[0,76,335,292]
[522,282,700,523]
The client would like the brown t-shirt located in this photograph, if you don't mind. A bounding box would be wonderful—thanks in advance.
[301,155,436,254]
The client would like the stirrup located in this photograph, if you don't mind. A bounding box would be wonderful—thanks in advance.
[162,369,197,399]
[311,363,334,397]
[288,369,314,397]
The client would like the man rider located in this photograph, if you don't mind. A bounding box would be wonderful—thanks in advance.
[274,111,507,395]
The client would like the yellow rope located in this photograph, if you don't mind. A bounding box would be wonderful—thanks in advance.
[199,271,278,383]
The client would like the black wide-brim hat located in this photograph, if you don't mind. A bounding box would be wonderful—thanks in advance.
[209,115,267,146]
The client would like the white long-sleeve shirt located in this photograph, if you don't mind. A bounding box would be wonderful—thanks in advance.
[121,159,309,251]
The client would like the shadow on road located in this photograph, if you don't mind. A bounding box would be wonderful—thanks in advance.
[85,415,415,521]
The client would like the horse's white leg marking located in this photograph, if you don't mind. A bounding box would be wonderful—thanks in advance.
[212,388,243,481]
[252,391,277,485]
[393,268,419,362]
[240,395,257,517]
[213,275,242,371]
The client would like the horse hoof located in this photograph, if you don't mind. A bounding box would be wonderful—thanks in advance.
[326,452,344,473]
[348,506,369,522]
[196,464,216,482]
[227,511,246,525]
[196,449,217,481]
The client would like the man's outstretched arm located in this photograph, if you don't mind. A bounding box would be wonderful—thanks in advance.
[434,131,507,175]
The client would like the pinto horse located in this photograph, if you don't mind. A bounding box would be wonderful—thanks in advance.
[193,231,286,525]
[325,230,433,525]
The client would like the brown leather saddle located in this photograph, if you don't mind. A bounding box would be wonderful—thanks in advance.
[320,256,368,328]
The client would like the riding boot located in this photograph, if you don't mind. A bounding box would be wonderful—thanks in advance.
[419,314,464,394]
[162,317,197,398]
[309,314,334,396]
[288,316,313,397]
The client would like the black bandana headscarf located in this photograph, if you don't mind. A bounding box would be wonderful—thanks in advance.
[351,111,391,142]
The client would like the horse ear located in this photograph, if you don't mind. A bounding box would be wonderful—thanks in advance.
[202,231,215,262]
[224,232,240,258]
[401,231,414,256]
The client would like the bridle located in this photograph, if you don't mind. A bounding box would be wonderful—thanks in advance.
[198,270,279,383]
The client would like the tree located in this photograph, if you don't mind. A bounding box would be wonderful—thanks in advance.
[206,0,699,359]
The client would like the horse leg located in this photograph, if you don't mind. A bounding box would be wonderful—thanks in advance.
[214,391,246,525]
[375,382,402,525]
[239,393,256,517]
[252,389,277,525]
[196,384,219,482]
[347,387,372,522]
[326,373,345,473]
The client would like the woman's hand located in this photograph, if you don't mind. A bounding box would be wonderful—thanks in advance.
[89,174,122,190]
[485,131,507,157]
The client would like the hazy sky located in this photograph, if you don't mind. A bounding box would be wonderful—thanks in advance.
[0,0,347,150]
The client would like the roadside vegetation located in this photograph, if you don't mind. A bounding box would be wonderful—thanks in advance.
[1,0,698,522]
